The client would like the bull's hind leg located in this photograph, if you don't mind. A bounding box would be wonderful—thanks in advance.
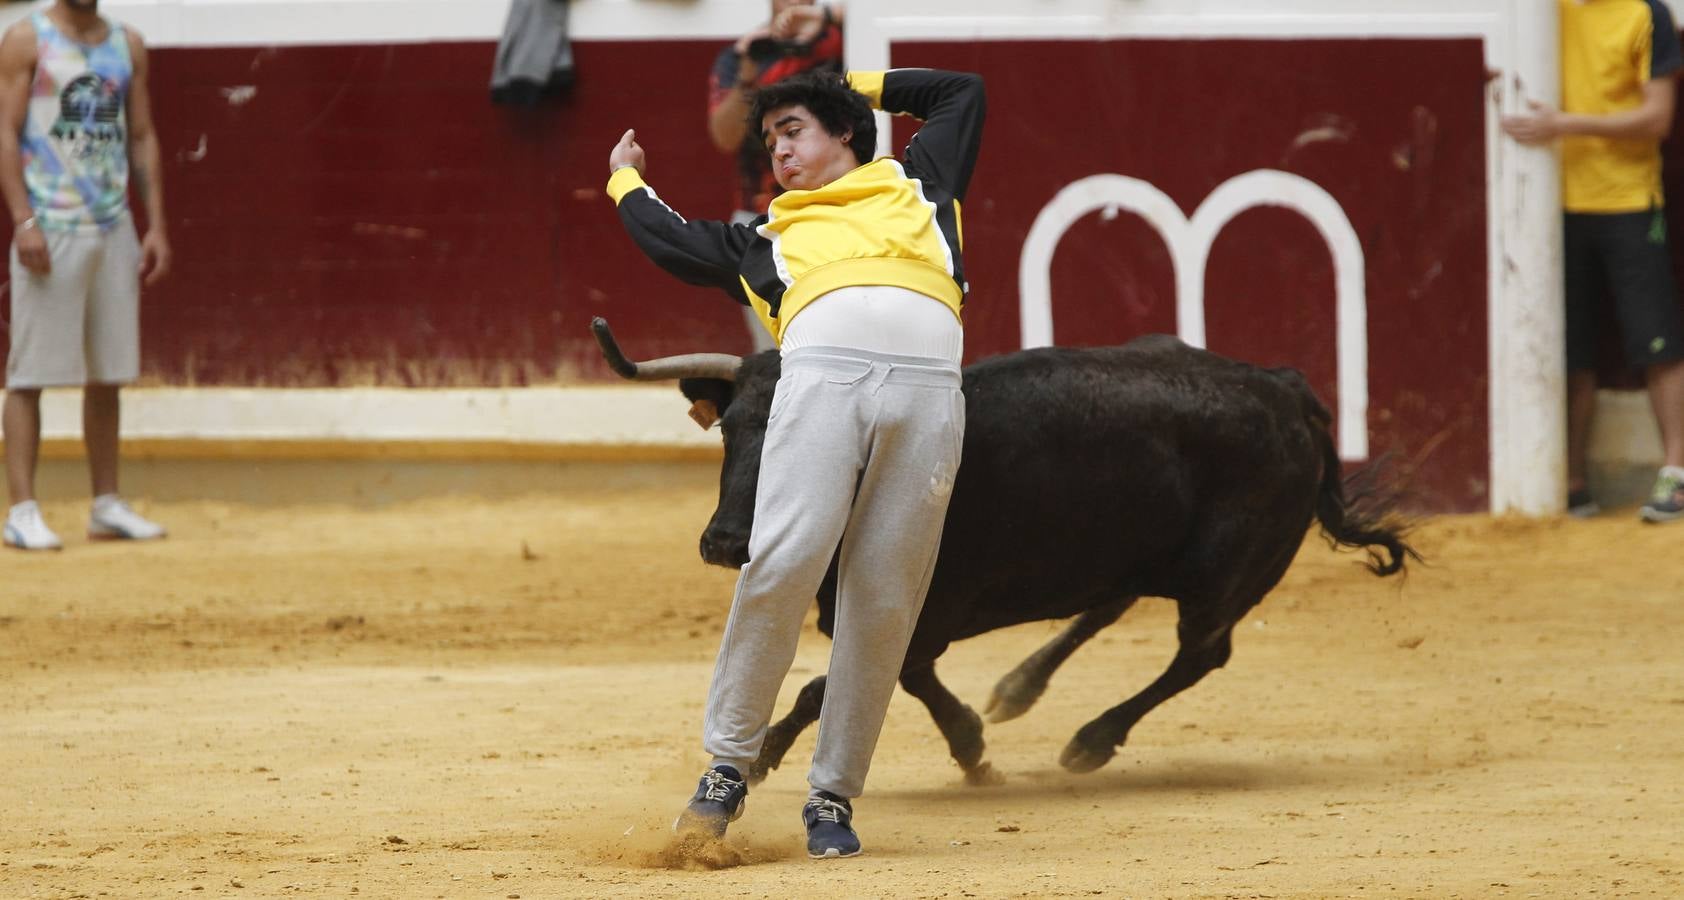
[985,596,1136,723]
[748,675,825,784]
[1059,607,1236,774]
[898,662,1001,785]
[1060,534,1302,774]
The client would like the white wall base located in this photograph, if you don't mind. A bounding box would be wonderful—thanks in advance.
[36,386,719,450]
[31,382,1657,462]
[1588,389,1663,466]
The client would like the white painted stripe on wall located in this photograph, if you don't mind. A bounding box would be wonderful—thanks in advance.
[4,0,1517,48]
[39,386,719,447]
[874,12,1506,40]
[1018,170,1369,461]
[1488,0,1565,515]
[0,0,773,45]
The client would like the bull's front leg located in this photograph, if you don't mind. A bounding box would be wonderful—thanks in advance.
[898,663,1000,785]
[985,596,1137,722]
[748,675,825,784]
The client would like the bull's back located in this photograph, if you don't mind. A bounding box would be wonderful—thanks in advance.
[929,338,1324,635]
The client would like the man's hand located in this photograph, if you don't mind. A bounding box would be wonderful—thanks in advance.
[1501,100,1562,145]
[771,4,833,44]
[609,129,646,177]
[14,222,47,274]
[138,229,170,286]
[734,24,772,56]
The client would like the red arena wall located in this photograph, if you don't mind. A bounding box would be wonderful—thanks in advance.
[0,34,1505,509]
[141,40,752,386]
[897,39,1491,510]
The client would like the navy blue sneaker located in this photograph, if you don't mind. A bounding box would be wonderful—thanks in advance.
[803,791,861,859]
[672,765,748,838]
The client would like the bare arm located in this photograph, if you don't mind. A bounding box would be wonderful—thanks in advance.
[0,21,46,273]
[708,34,765,154]
[125,29,169,284]
[1503,76,1679,144]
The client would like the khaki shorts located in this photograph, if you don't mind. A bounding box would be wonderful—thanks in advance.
[5,218,141,388]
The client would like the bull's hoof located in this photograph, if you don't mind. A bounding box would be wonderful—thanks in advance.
[1058,738,1115,774]
[746,756,776,785]
[983,671,1047,723]
[948,705,987,770]
[962,760,1005,786]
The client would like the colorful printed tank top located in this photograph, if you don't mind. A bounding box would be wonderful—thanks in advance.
[22,11,131,230]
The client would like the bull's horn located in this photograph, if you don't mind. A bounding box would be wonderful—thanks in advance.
[590,317,741,382]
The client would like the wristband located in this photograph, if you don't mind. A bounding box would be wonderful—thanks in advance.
[16,216,36,231]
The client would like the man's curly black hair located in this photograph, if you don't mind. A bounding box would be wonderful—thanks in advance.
[747,70,877,166]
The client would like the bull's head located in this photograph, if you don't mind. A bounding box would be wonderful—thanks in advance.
[591,317,776,568]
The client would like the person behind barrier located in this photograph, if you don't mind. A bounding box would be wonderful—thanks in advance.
[708,1,844,219]
[0,0,171,550]
[605,67,984,858]
[1502,0,1684,522]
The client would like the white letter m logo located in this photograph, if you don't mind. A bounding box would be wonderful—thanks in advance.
[1018,171,1368,461]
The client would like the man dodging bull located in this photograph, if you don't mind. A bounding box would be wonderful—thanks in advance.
[604,68,985,858]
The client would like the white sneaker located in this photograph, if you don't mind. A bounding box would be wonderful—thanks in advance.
[88,495,166,541]
[4,500,64,551]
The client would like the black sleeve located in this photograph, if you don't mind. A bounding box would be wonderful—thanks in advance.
[1650,0,1683,79]
[616,182,758,306]
[879,68,987,202]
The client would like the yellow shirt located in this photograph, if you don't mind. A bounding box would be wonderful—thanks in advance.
[607,69,986,343]
[1560,0,1683,212]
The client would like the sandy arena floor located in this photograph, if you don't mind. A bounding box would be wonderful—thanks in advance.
[3,461,1681,898]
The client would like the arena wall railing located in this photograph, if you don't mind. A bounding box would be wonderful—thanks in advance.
[0,0,1598,513]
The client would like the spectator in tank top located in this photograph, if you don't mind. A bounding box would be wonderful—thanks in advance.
[0,0,171,551]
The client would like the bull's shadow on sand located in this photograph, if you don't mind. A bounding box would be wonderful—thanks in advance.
[878,752,1383,804]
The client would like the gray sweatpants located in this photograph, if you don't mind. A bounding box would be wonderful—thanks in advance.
[704,346,964,798]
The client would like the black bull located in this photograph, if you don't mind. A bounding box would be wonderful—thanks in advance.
[592,318,1415,784]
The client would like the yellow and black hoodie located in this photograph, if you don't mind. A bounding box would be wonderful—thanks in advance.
[606,68,986,343]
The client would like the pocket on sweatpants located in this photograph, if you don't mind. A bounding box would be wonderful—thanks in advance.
[822,358,872,385]
[767,369,807,423]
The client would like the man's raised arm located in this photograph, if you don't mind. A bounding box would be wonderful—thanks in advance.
[848,69,986,202]
[606,129,757,303]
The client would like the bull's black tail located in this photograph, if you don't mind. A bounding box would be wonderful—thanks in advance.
[1274,368,1419,576]
[1314,429,1418,575]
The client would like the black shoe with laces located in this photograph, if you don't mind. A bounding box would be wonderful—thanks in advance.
[672,765,748,838]
[803,790,862,859]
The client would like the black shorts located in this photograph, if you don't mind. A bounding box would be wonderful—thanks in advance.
[1564,210,1684,371]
